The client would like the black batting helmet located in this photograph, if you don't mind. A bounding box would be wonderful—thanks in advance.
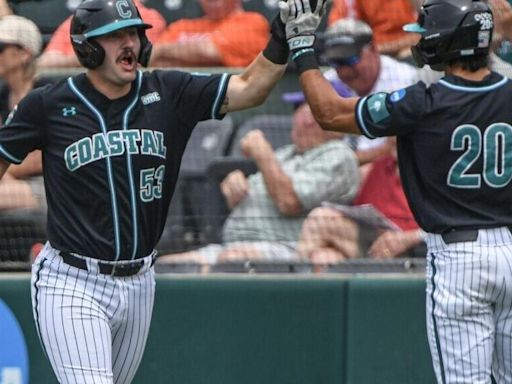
[403,0,493,70]
[70,0,153,69]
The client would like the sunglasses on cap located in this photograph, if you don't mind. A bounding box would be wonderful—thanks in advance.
[0,42,22,54]
[327,55,361,68]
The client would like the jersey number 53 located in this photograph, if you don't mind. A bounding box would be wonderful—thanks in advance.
[140,165,165,202]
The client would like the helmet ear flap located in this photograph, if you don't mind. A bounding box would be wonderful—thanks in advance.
[73,39,105,69]
[138,30,152,67]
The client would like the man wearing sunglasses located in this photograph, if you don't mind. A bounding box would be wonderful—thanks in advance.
[320,18,419,166]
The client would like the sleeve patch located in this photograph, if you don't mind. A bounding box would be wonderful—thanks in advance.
[367,93,390,123]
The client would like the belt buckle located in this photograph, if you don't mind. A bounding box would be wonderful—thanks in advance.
[110,260,143,277]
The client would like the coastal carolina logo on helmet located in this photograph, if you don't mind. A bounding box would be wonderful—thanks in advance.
[70,0,153,69]
[403,0,493,70]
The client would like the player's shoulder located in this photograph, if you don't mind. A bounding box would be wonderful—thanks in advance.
[430,71,510,94]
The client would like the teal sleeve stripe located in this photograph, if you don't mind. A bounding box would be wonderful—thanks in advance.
[0,144,22,164]
[356,96,376,139]
[211,73,230,120]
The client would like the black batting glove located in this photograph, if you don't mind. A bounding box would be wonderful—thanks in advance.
[262,1,291,65]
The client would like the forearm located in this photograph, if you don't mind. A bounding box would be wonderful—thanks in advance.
[222,53,287,113]
[153,40,223,67]
[7,151,42,178]
[0,158,11,180]
[0,0,12,17]
[254,150,302,215]
[299,69,361,134]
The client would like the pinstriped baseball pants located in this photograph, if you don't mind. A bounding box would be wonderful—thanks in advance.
[31,243,156,384]
[425,227,512,384]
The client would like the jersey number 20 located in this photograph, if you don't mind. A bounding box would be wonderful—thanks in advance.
[448,123,512,188]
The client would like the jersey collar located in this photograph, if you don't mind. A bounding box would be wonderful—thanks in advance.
[72,71,142,108]
[439,72,508,92]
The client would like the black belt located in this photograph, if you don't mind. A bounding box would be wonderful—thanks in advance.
[441,229,479,244]
[60,251,154,277]
[441,227,512,244]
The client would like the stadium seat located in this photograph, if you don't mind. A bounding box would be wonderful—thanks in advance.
[143,0,203,24]
[158,117,235,252]
[12,0,73,47]
[228,114,293,156]
[201,157,258,244]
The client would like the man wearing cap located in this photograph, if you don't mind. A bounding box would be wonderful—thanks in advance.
[159,84,359,268]
[0,15,47,211]
[320,18,419,166]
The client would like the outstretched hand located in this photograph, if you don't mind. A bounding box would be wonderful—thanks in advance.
[282,0,328,52]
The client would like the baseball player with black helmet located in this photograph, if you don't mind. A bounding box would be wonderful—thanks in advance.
[0,0,327,382]
[285,0,512,382]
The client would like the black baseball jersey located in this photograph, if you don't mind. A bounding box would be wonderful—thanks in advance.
[355,72,512,233]
[0,69,230,261]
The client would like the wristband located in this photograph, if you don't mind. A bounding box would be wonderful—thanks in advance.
[262,35,289,65]
[291,48,319,74]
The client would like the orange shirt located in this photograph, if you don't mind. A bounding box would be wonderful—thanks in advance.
[44,4,166,55]
[328,0,416,46]
[156,11,269,67]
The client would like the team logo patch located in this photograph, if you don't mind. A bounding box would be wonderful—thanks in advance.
[390,89,406,103]
[475,12,493,30]
[141,92,161,105]
[116,0,132,18]
[367,93,390,123]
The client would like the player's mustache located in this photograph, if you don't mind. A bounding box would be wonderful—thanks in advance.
[116,49,137,63]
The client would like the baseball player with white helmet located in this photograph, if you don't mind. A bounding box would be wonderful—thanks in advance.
[284,0,512,382]
[0,0,326,382]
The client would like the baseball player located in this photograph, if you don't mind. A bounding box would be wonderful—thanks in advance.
[285,0,512,382]
[0,0,324,382]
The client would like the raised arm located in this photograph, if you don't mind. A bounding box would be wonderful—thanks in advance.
[286,0,362,135]
[220,3,290,113]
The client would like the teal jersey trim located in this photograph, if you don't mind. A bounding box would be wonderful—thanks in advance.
[439,75,508,92]
[67,77,122,260]
[211,73,229,119]
[124,70,143,260]
[0,143,22,164]
[85,19,146,38]
[356,96,377,139]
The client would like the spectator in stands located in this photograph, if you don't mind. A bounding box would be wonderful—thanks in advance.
[296,137,426,269]
[0,15,45,211]
[320,19,419,168]
[37,0,166,68]
[158,81,360,268]
[327,0,419,59]
[150,0,269,67]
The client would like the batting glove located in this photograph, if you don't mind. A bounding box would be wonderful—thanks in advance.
[285,0,328,73]
[262,1,292,64]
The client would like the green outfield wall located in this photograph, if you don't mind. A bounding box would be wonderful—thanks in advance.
[0,274,436,384]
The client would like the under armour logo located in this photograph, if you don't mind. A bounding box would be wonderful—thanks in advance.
[62,107,77,117]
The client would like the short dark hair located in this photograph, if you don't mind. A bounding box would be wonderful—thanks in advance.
[446,54,489,72]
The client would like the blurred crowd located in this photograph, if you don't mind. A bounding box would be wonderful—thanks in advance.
[1,0,512,271]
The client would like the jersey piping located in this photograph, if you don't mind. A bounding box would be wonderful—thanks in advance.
[67,77,122,260]
[438,75,509,92]
[211,73,229,119]
[355,95,376,139]
[123,71,143,260]
[0,143,22,164]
